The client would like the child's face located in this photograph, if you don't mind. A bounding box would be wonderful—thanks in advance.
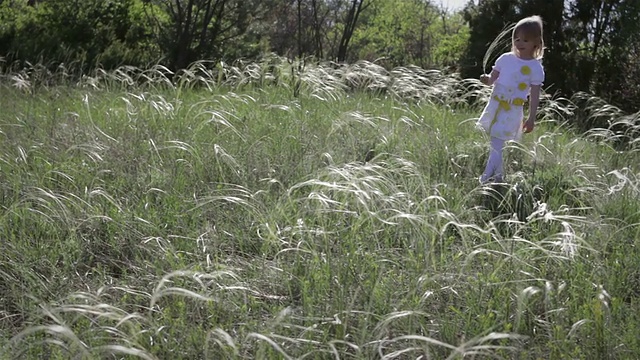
[514,31,538,59]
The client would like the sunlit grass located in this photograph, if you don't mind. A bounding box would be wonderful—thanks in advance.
[0,56,639,359]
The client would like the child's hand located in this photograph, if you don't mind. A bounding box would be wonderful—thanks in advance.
[523,118,535,133]
[480,74,490,85]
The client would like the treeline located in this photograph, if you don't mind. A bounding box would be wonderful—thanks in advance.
[0,0,466,71]
[0,0,638,115]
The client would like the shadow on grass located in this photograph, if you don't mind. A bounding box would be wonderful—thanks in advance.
[477,180,545,222]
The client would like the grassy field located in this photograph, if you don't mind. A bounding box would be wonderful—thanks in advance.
[0,58,639,359]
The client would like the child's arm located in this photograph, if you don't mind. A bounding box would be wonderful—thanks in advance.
[480,69,500,85]
[523,85,541,133]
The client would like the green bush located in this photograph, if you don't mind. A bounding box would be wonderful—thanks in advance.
[0,0,160,72]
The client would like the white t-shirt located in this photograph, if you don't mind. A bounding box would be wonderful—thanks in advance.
[476,53,545,140]
[493,52,544,100]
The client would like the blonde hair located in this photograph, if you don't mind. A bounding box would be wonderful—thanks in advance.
[511,16,544,59]
[482,16,545,73]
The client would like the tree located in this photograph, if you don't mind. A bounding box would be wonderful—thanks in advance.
[260,0,329,60]
[146,0,268,70]
[349,0,425,66]
[335,0,370,62]
[348,0,468,68]
[295,0,326,58]
[0,0,158,70]
[568,0,640,108]
[311,0,324,58]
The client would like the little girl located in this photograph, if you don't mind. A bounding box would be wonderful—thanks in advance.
[477,15,545,184]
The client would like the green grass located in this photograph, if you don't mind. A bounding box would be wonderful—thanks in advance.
[1,58,639,359]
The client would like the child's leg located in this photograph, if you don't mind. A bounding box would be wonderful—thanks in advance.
[481,137,505,183]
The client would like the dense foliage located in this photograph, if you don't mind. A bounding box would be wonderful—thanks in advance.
[0,0,466,69]
[0,0,157,69]
[1,0,638,117]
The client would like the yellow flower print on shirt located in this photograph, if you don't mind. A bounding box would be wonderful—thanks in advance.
[518,82,528,91]
[521,65,531,75]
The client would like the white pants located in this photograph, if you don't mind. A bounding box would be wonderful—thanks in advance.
[481,137,506,183]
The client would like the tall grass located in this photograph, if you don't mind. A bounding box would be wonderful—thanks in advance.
[0,56,639,359]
